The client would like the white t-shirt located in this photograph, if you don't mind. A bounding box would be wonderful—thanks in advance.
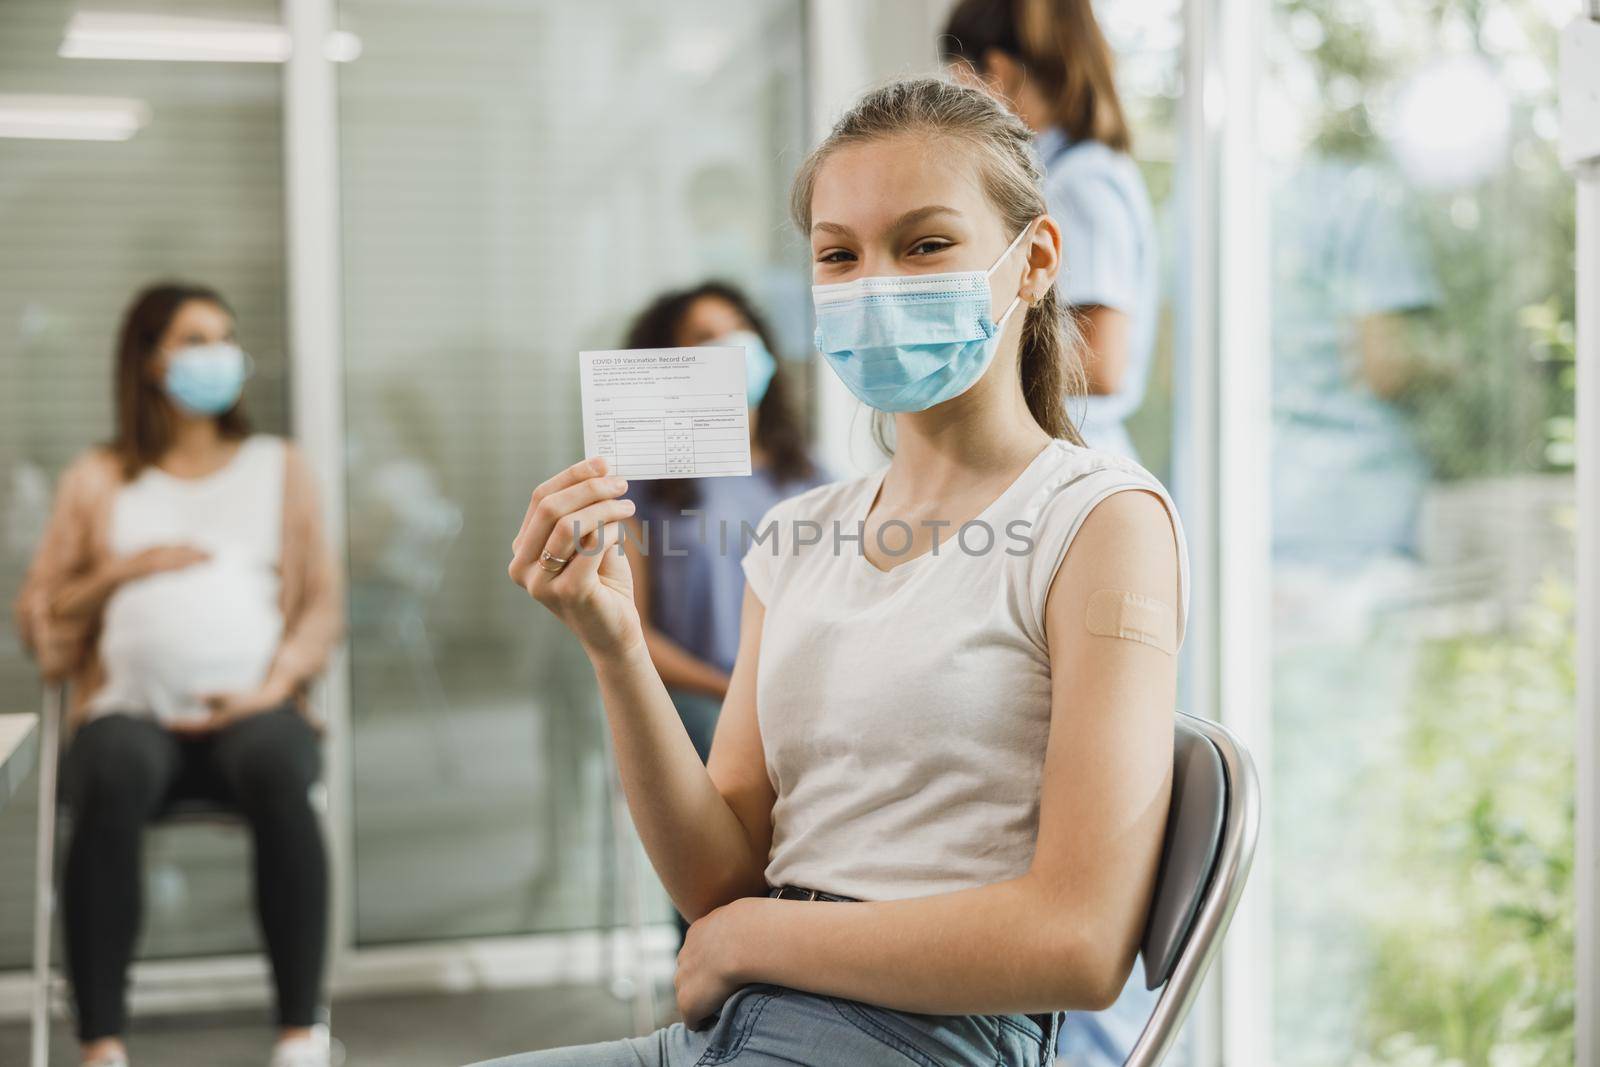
[740,440,1190,902]
[89,435,287,725]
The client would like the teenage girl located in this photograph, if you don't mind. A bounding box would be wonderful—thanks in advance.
[492,77,1187,1067]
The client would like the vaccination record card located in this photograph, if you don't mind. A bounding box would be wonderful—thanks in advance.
[579,347,752,480]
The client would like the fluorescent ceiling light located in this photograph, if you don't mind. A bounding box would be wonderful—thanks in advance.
[59,12,362,64]
[0,94,151,141]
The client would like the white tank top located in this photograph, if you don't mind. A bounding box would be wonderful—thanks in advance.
[90,435,287,726]
[740,439,1190,901]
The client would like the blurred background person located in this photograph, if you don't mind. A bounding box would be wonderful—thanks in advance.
[12,283,342,1067]
[1269,158,1440,580]
[617,282,828,947]
[943,1,1165,1058]
[942,0,1158,464]
[1267,156,1443,1060]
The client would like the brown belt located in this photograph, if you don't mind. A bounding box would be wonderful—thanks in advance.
[764,884,1058,1046]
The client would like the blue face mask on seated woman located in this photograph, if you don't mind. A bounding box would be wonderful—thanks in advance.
[811,223,1033,413]
[703,329,777,407]
[163,342,251,416]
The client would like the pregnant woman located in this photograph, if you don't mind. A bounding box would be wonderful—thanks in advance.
[492,76,1186,1067]
[14,283,342,1067]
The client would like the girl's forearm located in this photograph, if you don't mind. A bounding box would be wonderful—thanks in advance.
[729,875,1126,1016]
[593,644,769,917]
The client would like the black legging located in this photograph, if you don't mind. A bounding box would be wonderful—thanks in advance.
[61,705,327,1042]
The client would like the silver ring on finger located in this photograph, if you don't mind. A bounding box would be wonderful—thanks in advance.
[539,549,572,574]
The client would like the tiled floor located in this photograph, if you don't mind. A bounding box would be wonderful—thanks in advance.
[0,981,679,1066]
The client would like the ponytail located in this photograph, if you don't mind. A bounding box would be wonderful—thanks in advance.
[1019,285,1081,441]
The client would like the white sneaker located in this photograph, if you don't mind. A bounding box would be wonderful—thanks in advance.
[269,1026,331,1067]
[83,1056,129,1067]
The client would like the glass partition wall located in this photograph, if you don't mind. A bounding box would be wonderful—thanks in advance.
[0,0,807,1003]
[0,0,289,969]
[335,0,809,944]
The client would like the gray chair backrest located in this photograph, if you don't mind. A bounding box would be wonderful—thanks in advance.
[1139,716,1227,988]
[1124,712,1260,1067]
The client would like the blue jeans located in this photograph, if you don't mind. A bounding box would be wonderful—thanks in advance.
[1057,967,1201,1065]
[1056,968,1156,1063]
[468,982,1063,1065]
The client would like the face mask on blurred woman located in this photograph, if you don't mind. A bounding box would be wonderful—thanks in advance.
[810,223,1032,413]
[163,342,250,416]
[703,329,777,407]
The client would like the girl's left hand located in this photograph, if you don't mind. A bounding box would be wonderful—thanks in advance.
[676,897,760,1029]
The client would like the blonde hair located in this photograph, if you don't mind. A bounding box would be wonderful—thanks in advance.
[791,76,1087,447]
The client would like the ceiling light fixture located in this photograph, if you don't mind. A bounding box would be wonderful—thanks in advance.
[0,94,151,141]
[59,11,361,64]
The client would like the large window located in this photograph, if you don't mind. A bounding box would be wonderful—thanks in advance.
[335,0,809,943]
[1262,0,1576,1061]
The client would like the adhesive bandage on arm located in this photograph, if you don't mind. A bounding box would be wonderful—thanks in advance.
[1084,588,1177,655]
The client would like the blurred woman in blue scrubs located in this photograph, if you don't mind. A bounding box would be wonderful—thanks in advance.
[618,283,828,945]
[942,0,1157,463]
[943,3,1167,1057]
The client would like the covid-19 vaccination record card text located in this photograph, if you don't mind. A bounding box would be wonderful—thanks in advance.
[579,347,752,480]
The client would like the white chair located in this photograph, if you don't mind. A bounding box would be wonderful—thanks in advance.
[1121,712,1261,1066]
[29,684,61,1067]
[31,684,337,1067]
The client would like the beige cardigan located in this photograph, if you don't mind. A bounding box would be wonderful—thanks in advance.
[12,438,344,734]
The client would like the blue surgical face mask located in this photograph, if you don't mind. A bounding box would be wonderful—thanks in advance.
[811,224,1033,413]
[704,329,777,407]
[162,342,250,416]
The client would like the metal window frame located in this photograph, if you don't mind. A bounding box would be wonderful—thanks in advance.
[1577,147,1598,1067]
[1208,0,1273,1059]
[282,0,354,979]
[1567,5,1600,1063]
[1173,0,1227,1055]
